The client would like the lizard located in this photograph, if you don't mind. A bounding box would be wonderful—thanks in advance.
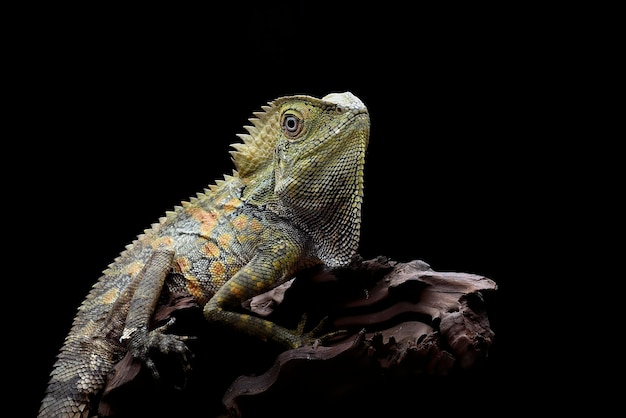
[38,91,370,418]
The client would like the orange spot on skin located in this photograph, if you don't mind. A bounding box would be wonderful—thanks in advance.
[174,256,191,274]
[151,236,174,249]
[217,233,233,246]
[202,241,220,258]
[232,214,248,230]
[237,234,250,243]
[228,281,246,299]
[186,276,206,303]
[124,261,145,277]
[186,207,218,236]
[209,261,227,287]
[249,219,263,233]
[210,260,226,277]
[223,198,242,213]
[101,288,119,304]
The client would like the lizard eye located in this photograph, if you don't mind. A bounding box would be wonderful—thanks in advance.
[282,114,303,138]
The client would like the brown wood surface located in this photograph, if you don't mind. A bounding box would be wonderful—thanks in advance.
[97,256,498,417]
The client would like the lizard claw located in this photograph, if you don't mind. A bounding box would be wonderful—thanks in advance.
[125,317,196,389]
[296,314,348,347]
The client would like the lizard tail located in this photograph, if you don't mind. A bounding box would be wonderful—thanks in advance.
[38,339,119,418]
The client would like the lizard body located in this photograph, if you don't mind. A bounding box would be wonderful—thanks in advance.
[38,92,370,417]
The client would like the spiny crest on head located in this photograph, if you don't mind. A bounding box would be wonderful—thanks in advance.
[229,99,282,182]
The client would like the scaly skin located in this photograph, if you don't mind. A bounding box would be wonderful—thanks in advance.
[38,92,370,417]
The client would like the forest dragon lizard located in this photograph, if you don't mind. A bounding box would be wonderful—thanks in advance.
[38,91,370,417]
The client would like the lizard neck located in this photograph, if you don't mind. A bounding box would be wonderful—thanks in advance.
[273,158,365,268]
[294,192,362,268]
[238,165,362,268]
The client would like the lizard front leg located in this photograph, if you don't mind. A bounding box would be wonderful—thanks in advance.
[203,238,322,349]
[117,247,194,381]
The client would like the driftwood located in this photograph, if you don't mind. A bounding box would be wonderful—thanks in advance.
[98,256,498,417]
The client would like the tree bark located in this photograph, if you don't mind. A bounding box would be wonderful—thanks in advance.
[99,256,498,417]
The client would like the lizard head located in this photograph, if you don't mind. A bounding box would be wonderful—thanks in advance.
[274,92,370,267]
[231,91,370,268]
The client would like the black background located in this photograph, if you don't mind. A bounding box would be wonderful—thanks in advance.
[11,3,593,416]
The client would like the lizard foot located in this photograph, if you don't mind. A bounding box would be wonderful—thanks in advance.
[295,314,348,348]
[124,317,196,389]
